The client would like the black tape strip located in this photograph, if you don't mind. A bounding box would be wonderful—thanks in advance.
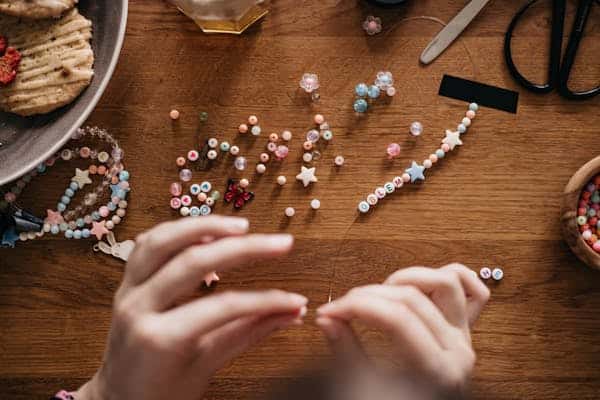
[439,75,519,113]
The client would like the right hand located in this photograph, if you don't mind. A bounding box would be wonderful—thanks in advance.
[316,264,490,390]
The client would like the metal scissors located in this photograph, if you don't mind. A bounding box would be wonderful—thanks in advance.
[504,0,599,100]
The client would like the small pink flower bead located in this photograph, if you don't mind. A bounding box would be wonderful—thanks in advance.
[248,115,258,125]
[275,145,289,160]
[441,143,451,152]
[314,114,325,125]
[99,206,110,218]
[363,15,382,36]
[170,182,182,196]
[239,124,248,134]
[387,143,401,159]
[401,173,411,183]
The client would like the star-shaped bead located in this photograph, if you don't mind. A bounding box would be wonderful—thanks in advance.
[72,168,92,189]
[296,166,318,187]
[405,161,426,183]
[45,209,64,225]
[204,271,220,287]
[91,220,109,240]
[442,129,463,151]
[110,184,122,198]
[1,226,19,248]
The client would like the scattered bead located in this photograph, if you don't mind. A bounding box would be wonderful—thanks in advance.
[207,150,218,160]
[479,267,492,279]
[208,138,219,148]
[260,153,270,163]
[205,197,215,207]
[285,207,295,217]
[230,145,240,156]
[314,114,325,125]
[410,121,423,137]
[197,192,207,203]
[363,15,382,35]
[281,130,292,141]
[180,206,190,217]
[306,129,320,143]
[492,268,504,281]
[220,142,230,152]
[277,176,287,186]
[251,125,261,136]
[181,195,192,207]
[310,199,321,210]
[169,109,180,120]
[355,83,369,97]
[239,124,248,134]
[303,141,313,151]
[274,145,289,160]
[269,133,279,142]
[170,197,182,209]
[200,181,212,193]
[299,73,320,93]
[334,155,345,166]
[256,163,266,174]
[248,115,258,125]
[303,152,313,163]
[170,182,182,196]
[239,179,250,188]
[354,98,368,113]
[199,111,208,122]
[187,150,199,161]
[387,143,401,159]
[179,169,192,182]
[321,130,333,141]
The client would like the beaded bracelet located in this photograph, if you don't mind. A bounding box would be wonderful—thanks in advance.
[357,103,479,213]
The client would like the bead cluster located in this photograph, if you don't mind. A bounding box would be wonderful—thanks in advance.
[170,180,220,217]
[576,174,600,253]
[480,267,504,281]
[0,127,130,247]
[354,71,395,114]
[358,103,479,213]
[302,114,333,164]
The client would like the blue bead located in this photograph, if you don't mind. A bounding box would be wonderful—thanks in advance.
[92,211,101,220]
[588,208,597,217]
[119,170,130,181]
[457,124,466,133]
[65,188,75,197]
[367,85,381,99]
[57,202,66,212]
[435,149,445,159]
[37,164,46,173]
[70,182,79,191]
[59,222,68,231]
[82,229,91,238]
[73,230,82,239]
[469,103,478,111]
[353,98,368,113]
[50,225,60,235]
[65,229,74,239]
[76,218,85,227]
[61,196,71,205]
[355,83,368,97]
[117,189,126,199]
[108,202,117,211]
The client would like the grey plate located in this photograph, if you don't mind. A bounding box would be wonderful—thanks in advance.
[0,0,128,185]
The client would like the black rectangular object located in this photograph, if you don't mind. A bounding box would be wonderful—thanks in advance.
[439,75,519,114]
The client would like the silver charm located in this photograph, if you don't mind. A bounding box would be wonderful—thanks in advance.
[93,231,135,262]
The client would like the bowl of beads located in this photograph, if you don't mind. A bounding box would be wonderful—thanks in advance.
[561,155,600,269]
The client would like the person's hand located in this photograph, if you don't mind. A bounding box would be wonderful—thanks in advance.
[315,264,489,390]
[76,216,307,400]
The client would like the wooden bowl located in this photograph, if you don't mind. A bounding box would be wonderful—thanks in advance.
[560,155,600,269]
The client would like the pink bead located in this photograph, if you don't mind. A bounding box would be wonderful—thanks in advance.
[386,87,396,97]
[267,142,277,152]
[593,241,600,253]
[79,147,91,158]
[238,124,248,134]
[170,182,182,196]
[260,153,270,163]
[423,159,433,169]
[274,145,289,160]
[99,206,110,217]
[386,143,401,159]
[248,115,258,125]
[112,196,120,204]
[181,195,192,206]
[170,197,182,209]
[197,193,207,202]
[441,143,450,152]
[401,173,411,183]
[466,110,476,119]
[269,133,279,142]
[187,150,199,161]
[429,154,438,163]
[4,192,16,203]
[176,157,186,167]
[314,114,325,125]
[169,109,180,120]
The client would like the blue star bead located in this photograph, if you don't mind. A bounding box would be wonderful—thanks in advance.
[405,161,426,183]
[110,184,128,199]
[1,226,19,248]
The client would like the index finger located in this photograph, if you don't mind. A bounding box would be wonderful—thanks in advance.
[439,263,490,325]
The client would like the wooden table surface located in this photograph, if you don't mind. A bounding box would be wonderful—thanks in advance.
[1,0,600,398]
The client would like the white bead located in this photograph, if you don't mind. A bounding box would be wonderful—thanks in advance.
[375,187,386,199]
[281,130,292,141]
[492,268,504,281]
[19,232,27,241]
[358,201,370,213]
[112,215,121,225]
[462,117,471,127]
[117,208,126,217]
[277,175,287,185]
[310,199,321,210]
[393,176,404,188]
[106,221,115,230]
[423,159,433,169]
[208,138,219,148]
[207,150,217,160]
[180,206,190,217]
[303,152,313,163]
[256,163,266,174]
[479,267,492,279]
[366,194,378,205]
[43,223,51,233]
[230,146,240,155]
[334,155,345,166]
[251,125,261,136]
[285,207,295,217]
[409,121,423,136]
[27,231,36,240]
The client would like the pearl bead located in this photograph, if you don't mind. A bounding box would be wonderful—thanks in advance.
[207,150,218,160]
[441,144,450,152]
[367,85,380,99]
[240,179,249,188]
[457,124,467,133]
[169,109,180,120]
[285,207,295,217]
[248,115,258,125]
[251,125,261,136]
[354,98,368,113]
[112,215,121,225]
[334,155,345,166]
[423,159,433,169]
[303,152,313,163]
[469,103,478,111]
[277,176,287,185]
[230,145,240,156]
[310,199,321,210]
[281,130,292,141]
[197,193,207,202]
[314,114,325,125]
[234,156,247,171]
[239,124,248,134]
[260,153,270,163]
[409,121,423,136]
[99,206,110,217]
[401,173,411,183]
[256,163,266,174]
[387,143,401,159]
[180,206,190,217]
[429,154,438,163]
[117,209,126,218]
[106,221,115,230]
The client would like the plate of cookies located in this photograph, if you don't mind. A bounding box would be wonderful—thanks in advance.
[0,0,128,185]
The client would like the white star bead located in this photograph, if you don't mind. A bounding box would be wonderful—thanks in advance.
[71,168,92,189]
[442,129,463,151]
[296,166,318,187]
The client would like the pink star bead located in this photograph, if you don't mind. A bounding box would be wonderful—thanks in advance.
[363,16,382,35]
[91,220,109,240]
[45,209,64,225]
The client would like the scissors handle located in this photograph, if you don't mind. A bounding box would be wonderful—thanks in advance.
[504,0,565,93]
[558,0,600,100]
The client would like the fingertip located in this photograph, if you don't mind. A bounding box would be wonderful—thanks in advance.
[265,234,294,249]
[316,316,340,340]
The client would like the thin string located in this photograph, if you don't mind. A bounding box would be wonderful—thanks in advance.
[327,16,477,303]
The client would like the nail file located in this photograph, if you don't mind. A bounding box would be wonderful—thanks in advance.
[439,75,519,113]
[420,0,491,65]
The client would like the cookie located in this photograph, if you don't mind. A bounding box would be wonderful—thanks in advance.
[0,0,77,19]
[0,8,94,116]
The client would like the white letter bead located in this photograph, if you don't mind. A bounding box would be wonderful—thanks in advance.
[375,187,386,199]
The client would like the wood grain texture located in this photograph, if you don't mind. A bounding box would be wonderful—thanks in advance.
[1,0,599,398]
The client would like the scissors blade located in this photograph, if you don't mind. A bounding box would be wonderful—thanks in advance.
[420,0,491,65]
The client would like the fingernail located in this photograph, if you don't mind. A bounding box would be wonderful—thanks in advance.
[298,305,308,318]
[266,234,294,248]
[316,317,340,340]
[290,294,308,306]
[229,218,249,231]
[316,302,334,315]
